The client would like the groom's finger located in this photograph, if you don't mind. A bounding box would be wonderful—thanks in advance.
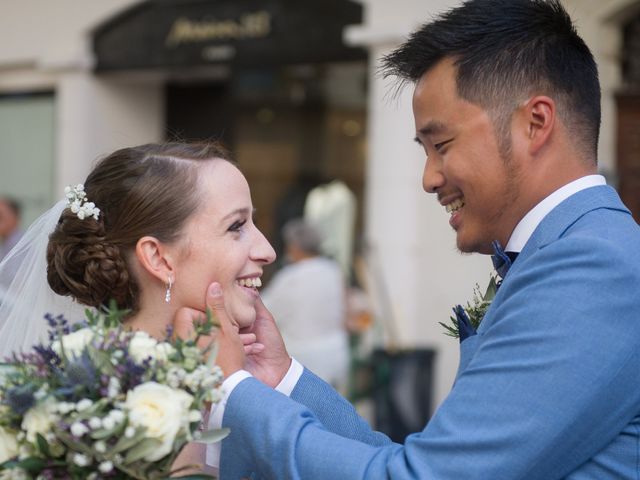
[254,295,275,323]
[206,282,239,332]
[240,333,257,345]
[205,282,246,376]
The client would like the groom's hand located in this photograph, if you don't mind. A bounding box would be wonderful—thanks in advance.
[203,282,246,377]
[240,296,292,388]
[172,283,259,377]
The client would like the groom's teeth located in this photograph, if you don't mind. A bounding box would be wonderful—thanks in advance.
[445,198,465,213]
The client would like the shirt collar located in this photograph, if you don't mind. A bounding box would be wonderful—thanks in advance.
[505,175,606,253]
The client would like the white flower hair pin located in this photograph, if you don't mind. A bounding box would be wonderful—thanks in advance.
[64,184,100,221]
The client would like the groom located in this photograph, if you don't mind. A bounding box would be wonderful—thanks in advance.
[201,0,640,478]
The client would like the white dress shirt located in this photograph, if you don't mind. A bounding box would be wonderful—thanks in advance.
[505,175,605,252]
[206,174,607,469]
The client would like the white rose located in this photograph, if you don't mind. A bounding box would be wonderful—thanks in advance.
[129,332,175,364]
[124,382,193,461]
[153,341,175,363]
[51,328,94,358]
[128,331,157,363]
[0,426,19,462]
[21,398,58,443]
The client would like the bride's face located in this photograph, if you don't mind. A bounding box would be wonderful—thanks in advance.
[172,160,276,328]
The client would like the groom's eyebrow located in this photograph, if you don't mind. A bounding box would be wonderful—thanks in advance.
[415,120,447,143]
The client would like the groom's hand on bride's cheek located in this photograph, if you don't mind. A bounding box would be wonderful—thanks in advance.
[204,282,247,377]
[240,296,292,389]
[173,307,257,352]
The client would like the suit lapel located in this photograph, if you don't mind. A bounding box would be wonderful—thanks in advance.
[517,185,629,265]
[474,185,630,336]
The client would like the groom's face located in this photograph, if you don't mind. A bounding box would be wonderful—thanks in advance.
[173,161,276,328]
[412,58,522,254]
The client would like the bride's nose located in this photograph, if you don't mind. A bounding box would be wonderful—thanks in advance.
[250,229,276,265]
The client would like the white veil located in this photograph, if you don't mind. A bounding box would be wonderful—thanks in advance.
[0,200,88,357]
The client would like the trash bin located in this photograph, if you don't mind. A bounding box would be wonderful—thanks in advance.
[372,348,436,443]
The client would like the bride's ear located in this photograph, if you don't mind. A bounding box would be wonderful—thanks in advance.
[134,236,177,283]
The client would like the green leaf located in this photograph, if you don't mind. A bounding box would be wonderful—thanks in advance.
[194,427,229,444]
[112,428,147,453]
[88,349,117,376]
[90,427,118,440]
[484,275,498,301]
[36,433,51,456]
[123,438,163,465]
[8,456,46,473]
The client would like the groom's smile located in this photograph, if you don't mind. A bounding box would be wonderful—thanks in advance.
[413,58,523,255]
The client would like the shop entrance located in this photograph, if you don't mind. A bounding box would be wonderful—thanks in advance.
[617,9,640,222]
[616,93,640,223]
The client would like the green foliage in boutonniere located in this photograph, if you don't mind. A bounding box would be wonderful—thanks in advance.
[439,274,499,338]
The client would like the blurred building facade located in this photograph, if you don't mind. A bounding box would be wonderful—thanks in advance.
[0,0,637,408]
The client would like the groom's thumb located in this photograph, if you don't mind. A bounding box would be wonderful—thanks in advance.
[206,282,237,330]
[206,282,223,308]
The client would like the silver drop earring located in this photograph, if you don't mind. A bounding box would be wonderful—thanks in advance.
[165,277,173,304]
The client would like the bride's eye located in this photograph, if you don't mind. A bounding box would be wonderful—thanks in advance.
[228,219,247,233]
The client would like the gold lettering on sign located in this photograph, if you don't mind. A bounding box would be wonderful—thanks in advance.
[166,11,271,47]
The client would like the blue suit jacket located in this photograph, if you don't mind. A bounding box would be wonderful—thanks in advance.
[220,186,640,479]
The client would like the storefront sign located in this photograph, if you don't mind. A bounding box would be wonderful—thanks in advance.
[165,11,271,47]
[93,0,365,71]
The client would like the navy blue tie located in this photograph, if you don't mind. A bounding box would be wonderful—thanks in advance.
[491,240,519,279]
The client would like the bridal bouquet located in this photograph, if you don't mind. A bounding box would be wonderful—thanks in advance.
[0,306,227,479]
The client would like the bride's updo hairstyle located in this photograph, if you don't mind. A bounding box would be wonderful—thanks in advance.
[46,142,230,313]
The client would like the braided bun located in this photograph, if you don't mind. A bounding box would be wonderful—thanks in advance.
[47,210,138,311]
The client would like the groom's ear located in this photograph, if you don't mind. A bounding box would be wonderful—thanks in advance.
[135,236,177,283]
[521,95,555,155]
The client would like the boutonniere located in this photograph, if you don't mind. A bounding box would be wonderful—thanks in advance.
[439,274,498,338]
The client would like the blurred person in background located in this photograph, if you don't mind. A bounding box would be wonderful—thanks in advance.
[0,197,23,263]
[261,218,349,391]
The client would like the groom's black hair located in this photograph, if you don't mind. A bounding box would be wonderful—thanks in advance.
[381,0,601,164]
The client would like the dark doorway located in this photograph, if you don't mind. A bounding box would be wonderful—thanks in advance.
[617,10,640,222]
[616,93,640,223]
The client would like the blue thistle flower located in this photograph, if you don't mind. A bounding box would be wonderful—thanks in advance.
[5,384,37,415]
[68,353,97,386]
[55,351,99,398]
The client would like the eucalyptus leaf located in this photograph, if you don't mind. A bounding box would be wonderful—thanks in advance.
[124,438,163,465]
[112,428,147,453]
[89,349,117,375]
[90,427,119,440]
[194,427,229,444]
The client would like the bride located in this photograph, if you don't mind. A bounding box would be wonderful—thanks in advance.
[0,142,276,472]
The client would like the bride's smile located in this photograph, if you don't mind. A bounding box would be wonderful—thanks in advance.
[169,160,276,329]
